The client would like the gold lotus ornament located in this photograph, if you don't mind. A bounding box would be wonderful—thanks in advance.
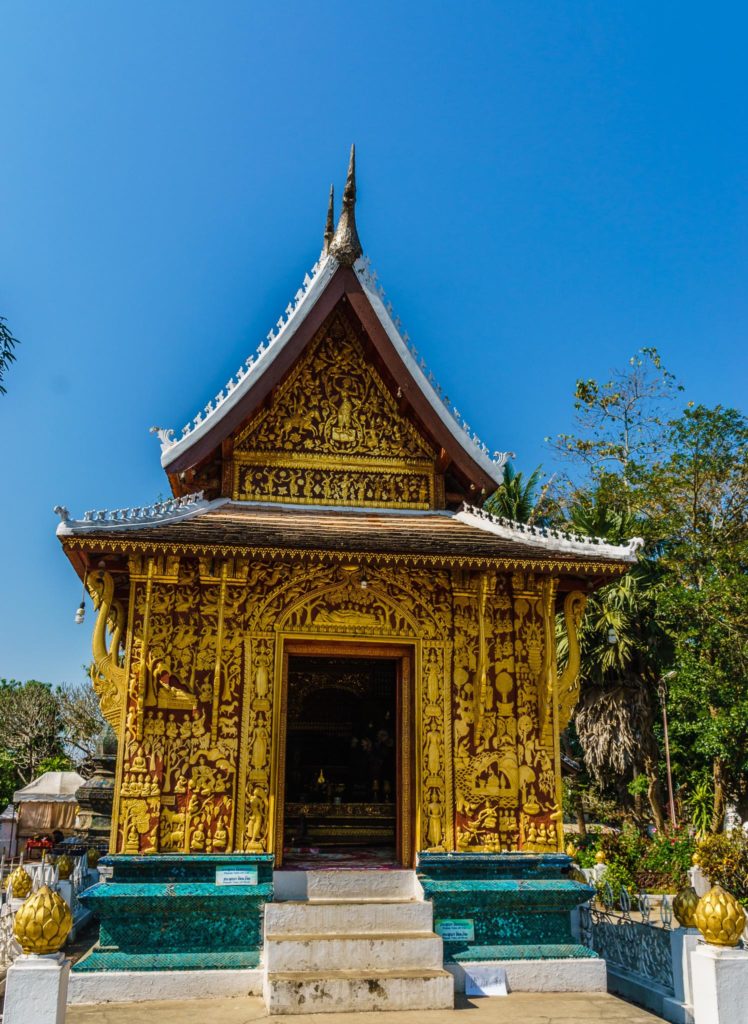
[86,848,100,868]
[673,885,699,928]
[56,854,74,880]
[13,885,72,954]
[565,842,577,858]
[692,851,701,866]
[5,865,32,899]
[595,850,606,864]
[694,885,746,947]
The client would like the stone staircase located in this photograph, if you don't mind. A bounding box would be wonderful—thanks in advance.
[263,869,454,1014]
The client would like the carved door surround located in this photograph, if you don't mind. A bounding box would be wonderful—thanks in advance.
[271,638,416,867]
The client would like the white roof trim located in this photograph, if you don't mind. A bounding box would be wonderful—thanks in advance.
[154,250,513,486]
[54,493,225,536]
[354,259,511,485]
[455,504,643,562]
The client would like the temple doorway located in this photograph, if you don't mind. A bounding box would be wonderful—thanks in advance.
[276,643,414,868]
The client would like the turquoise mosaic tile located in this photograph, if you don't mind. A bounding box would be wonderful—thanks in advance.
[75,854,273,972]
[74,949,261,972]
[417,852,597,963]
[453,943,598,962]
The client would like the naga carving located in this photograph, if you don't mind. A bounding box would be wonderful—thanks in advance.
[557,590,588,732]
[88,570,127,729]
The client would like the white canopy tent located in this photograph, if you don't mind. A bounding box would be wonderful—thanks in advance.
[13,771,84,837]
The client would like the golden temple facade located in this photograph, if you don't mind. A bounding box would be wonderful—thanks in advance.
[56,150,637,865]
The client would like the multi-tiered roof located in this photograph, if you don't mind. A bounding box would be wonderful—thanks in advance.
[56,148,641,582]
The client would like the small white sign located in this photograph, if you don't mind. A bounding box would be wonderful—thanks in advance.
[434,918,475,942]
[215,866,258,886]
[464,966,508,997]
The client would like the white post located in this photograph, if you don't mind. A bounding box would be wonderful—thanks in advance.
[691,943,748,1024]
[3,952,71,1024]
[663,927,699,1021]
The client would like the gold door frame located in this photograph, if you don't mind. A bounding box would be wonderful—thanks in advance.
[270,635,418,867]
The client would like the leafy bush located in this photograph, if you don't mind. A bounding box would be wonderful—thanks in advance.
[636,827,694,892]
[598,823,695,895]
[697,830,748,907]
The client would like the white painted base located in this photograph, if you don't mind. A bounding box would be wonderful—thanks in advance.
[4,953,71,1024]
[67,968,263,1004]
[447,957,607,993]
[691,943,748,1024]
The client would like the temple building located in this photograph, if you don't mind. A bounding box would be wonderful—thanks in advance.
[56,148,639,866]
[56,149,639,1007]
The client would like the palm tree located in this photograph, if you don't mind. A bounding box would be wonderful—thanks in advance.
[558,498,670,828]
[484,463,543,523]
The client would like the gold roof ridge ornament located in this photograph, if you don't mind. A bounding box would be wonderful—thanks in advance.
[328,145,363,266]
[322,184,335,257]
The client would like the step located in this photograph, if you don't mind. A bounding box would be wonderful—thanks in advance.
[264,931,444,972]
[308,869,418,901]
[264,898,433,936]
[264,968,454,1014]
[274,869,420,902]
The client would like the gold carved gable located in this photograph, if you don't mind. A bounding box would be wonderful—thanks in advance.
[231,312,439,509]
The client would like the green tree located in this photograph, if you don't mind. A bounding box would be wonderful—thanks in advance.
[549,347,682,516]
[0,315,19,395]
[645,405,748,828]
[548,353,683,829]
[57,677,107,768]
[0,680,66,786]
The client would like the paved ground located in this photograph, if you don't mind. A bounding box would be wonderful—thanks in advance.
[68,993,662,1023]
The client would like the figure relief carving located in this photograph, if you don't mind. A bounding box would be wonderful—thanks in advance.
[230,312,437,509]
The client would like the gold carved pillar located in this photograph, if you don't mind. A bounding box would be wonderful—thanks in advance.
[511,571,561,852]
[418,640,454,852]
[239,634,275,854]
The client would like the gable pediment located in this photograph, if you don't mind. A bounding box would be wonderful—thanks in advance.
[228,309,440,509]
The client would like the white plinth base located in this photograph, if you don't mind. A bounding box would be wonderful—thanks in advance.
[4,953,71,1024]
[447,957,607,993]
[67,967,263,1004]
[691,944,748,1024]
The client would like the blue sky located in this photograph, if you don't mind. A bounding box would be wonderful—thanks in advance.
[1,3,746,686]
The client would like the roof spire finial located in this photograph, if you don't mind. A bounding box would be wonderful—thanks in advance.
[322,184,335,256]
[328,144,363,266]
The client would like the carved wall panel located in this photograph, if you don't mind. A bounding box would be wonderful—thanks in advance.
[231,312,438,509]
[103,553,584,858]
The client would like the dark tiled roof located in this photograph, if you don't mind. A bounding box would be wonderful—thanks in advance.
[59,501,632,572]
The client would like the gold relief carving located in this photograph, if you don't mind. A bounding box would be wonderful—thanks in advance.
[115,562,243,854]
[557,591,588,732]
[419,643,453,852]
[239,636,275,853]
[88,571,127,729]
[234,461,434,510]
[105,548,572,857]
[231,312,438,509]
